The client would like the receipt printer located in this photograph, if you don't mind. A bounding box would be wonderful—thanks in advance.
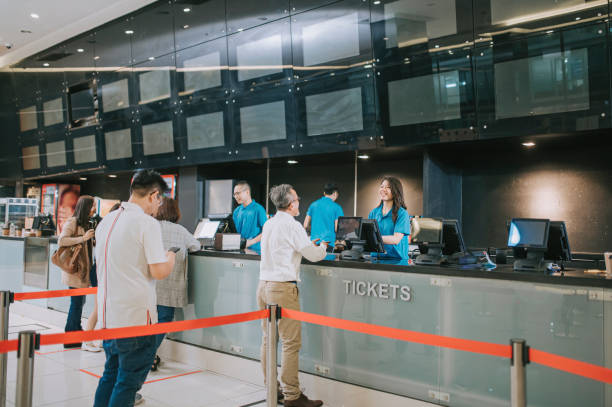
[214,233,241,251]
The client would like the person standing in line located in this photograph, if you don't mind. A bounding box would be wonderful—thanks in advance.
[258,184,327,407]
[368,176,411,259]
[58,195,96,349]
[303,183,344,248]
[233,181,267,251]
[150,197,201,371]
[93,170,176,407]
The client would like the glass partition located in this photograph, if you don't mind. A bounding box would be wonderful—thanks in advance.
[176,36,228,99]
[174,0,227,50]
[226,0,290,34]
[130,2,175,64]
[141,120,175,156]
[42,98,64,127]
[72,134,97,165]
[19,106,38,132]
[104,127,133,161]
[239,100,287,144]
[21,146,41,171]
[45,140,67,168]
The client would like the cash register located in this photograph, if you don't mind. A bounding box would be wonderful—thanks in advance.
[194,214,240,250]
[336,216,385,260]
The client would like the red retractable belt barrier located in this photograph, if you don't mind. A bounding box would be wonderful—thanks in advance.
[0,339,18,354]
[530,349,612,385]
[13,287,97,301]
[282,308,512,359]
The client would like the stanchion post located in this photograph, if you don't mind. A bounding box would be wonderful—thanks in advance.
[0,291,13,407]
[15,331,38,407]
[267,305,279,407]
[510,338,528,407]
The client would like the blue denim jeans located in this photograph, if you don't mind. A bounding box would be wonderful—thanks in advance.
[93,335,157,407]
[155,305,175,350]
[64,287,84,333]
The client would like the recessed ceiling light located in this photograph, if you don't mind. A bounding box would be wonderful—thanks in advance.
[287,160,298,164]
[42,63,49,67]
[183,24,190,29]
[183,7,191,12]
[358,154,369,159]
[373,0,381,4]
[79,177,87,181]
[125,30,134,35]
[522,142,536,147]
[148,57,155,61]
[237,28,244,32]
[30,13,39,19]
[94,56,100,60]
[108,174,118,178]
[77,48,84,53]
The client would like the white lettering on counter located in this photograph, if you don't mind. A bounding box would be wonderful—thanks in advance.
[343,280,411,302]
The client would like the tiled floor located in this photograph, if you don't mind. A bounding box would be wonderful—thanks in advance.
[3,314,267,407]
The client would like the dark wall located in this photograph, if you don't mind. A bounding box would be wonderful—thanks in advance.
[461,141,612,253]
[80,173,133,201]
[0,73,19,183]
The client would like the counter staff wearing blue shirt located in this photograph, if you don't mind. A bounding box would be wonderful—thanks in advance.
[368,176,411,259]
[233,181,267,251]
[303,183,344,245]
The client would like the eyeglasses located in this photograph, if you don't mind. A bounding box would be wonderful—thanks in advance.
[233,189,247,196]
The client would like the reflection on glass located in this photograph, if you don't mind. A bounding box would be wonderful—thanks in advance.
[236,34,283,82]
[187,112,224,149]
[182,52,222,94]
[105,128,132,160]
[19,106,38,132]
[139,70,171,104]
[73,135,97,164]
[494,48,589,119]
[142,121,174,155]
[46,141,67,168]
[383,0,457,48]
[240,101,286,143]
[22,146,40,170]
[388,70,461,126]
[43,98,63,127]
[306,87,363,136]
[102,79,130,113]
[302,12,360,66]
[490,0,590,26]
[70,88,95,121]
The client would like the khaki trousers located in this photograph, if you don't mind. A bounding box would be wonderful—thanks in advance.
[257,280,301,401]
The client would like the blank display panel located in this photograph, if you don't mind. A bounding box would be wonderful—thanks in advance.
[240,101,286,144]
[142,121,174,155]
[388,70,461,126]
[236,34,283,82]
[105,128,132,160]
[139,70,171,104]
[182,52,222,93]
[187,112,225,150]
[306,87,363,136]
[19,106,38,132]
[22,146,41,171]
[43,98,63,127]
[46,141,67,168]
[494,48,590,119]
[101,79,130,113]
[73,135,97,164]
[302,12,360,66]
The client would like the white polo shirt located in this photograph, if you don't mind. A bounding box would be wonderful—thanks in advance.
[260,211,327,282]
[95,202,167,329]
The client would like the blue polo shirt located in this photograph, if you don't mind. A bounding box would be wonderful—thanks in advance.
[233,200,267,251]
[368,205,411,259]
[306,196,344,244]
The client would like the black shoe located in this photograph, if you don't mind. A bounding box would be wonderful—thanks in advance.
[151,355,161,371]
[278,390,284,404]
[63,342,82,349]
[284,393,323,407]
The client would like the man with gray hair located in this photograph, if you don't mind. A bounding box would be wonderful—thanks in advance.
[258,184,327,407]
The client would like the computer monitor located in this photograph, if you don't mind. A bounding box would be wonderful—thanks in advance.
[441,219,467,256]
[194,218,221,240]
[411,217,444,265]
[507,218,550,272]
[359,219,385,253]
[208,213,237,234]
[544,221,572,262]
[336,217,362,242]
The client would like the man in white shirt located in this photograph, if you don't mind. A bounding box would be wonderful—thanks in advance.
[94,170,176,407]
[258,184,327,407]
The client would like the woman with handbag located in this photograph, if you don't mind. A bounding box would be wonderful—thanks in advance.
[58,195,96,349]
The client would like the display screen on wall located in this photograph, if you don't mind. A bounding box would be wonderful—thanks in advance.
[139,70,171,104]
[236,34,283,82]
[19,106,38,132]
[46,141,67,168]
[101,79,130,113]
[187,112,225,149]
[306,87,363,136]
[240,101,286,143]
[302,12,360,66]
[43,98,63,127]
[142,121,174,155]
[388,70,461,126]
[494,48,590,119]
[69,87,95,121]
[182,52,222,94]
[22,146,41,170]
[104,128,132,160]
[73,135,97,164]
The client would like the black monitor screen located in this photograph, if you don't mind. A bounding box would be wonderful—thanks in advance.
[209,213,236,234]
[442,220,466,255]
[411,217,443,244]
[70,88,95,121]
[359,219,385,253]
[544,221,572,261]
[507,218,550,249]
[336,217,362,241]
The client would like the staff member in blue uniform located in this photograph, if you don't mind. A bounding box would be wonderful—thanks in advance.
[233,181,267,251]
[303,183,344,246]
[368,176,411,259]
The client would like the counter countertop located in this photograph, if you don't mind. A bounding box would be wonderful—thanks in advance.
[0,235,57,242]
[191,249,612,288]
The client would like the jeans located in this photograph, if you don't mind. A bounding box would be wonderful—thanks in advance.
[93,335,157,407]
[155,305,175,350]
[64,287,84,333]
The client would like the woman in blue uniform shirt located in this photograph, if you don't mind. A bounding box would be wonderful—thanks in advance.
[368,176,411,259]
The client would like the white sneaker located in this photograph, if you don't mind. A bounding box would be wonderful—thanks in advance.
[135,393,144,405]
[82,341,102,352]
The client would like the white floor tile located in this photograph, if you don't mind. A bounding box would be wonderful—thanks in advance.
[5,352,72,379]
[41,347,107,370]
